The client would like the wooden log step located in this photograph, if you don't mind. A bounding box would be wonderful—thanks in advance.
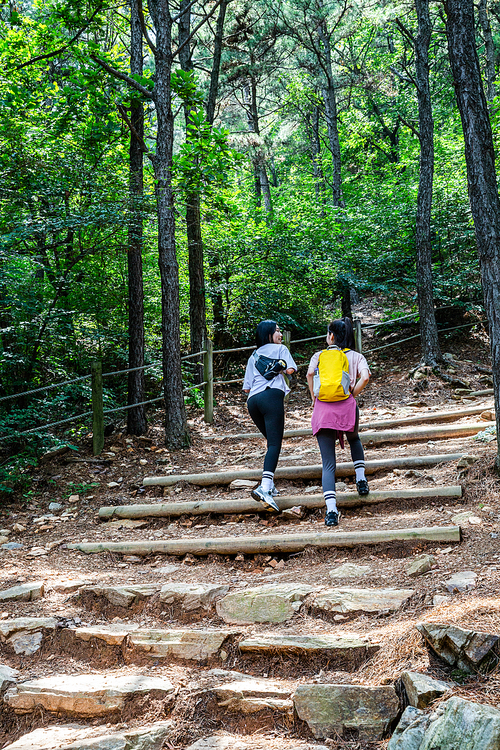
[99,485,462,520]
[203,403,494,440]
[143,452,468,487]
[68,525,461,557]
[360,421,493,446]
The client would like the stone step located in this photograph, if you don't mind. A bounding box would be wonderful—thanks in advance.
[3,721,172,750]
[0,582,44,602]
[213,678,295,717]
[98,485,463,520]
[79,582,230,618]
[142,452,468,487]
[67,524,461,557]
[3,671,175,717]
[216,584,415,624]
[0,617,57,657]
[294,683,399,741]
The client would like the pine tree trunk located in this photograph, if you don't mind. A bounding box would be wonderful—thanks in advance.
[414,0,441,366]
[206,0,228,126]
[311,106,326,205]
[179,0,206,381]
[154,0,190,448]
[127,0,147,435]
[318,20,343,208]
[478,0,496,102]
[445,0,500,470]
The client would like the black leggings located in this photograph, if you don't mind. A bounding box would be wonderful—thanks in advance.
[316,406,364,493]
[247,388,285,474]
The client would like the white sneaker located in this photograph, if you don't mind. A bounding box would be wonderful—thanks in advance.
[271,483,279,497]
[251,484,280,512]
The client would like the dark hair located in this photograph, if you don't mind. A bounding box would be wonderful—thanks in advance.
[328,317,355,349]
[255,320,278,348]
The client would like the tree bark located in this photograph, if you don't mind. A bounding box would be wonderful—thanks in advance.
[127,0,147,435]
[179,0,206,381]
[153,0,190,448]
[318,21,343,207]
[445,0,500,470]
[206,0,229,126]
[414,0,441,366]
[310,106,326,205]
[478,0,496,102]
[244,78,273,213]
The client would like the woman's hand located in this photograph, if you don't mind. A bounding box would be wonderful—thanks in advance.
[285,367,295,375]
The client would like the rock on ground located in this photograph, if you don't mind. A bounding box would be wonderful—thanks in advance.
[293,683,399,741]
[2,721,172,750]
[4,672,174,716]
[389,696,500,750]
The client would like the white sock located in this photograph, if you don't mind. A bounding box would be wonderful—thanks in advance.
[261,471,274,493]
[324,490,337,513]
[354,461,366,482]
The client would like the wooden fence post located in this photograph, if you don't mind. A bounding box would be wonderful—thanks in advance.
[282,329,291,403]
[354,318,362,353]
[204,339,214,424]
[91,361,104,455]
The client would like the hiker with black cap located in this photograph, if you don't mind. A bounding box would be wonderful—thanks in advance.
[306,317,370,527]
[243,320,297,511]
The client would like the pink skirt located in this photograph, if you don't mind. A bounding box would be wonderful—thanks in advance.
[311,395,357,446]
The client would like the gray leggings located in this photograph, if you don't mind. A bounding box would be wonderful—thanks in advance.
[316,407,364,493]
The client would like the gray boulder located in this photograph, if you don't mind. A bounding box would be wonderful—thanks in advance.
[389,696,500,750]
[417,623,500,674]
[400,671,451,708]
[293,683,399,741]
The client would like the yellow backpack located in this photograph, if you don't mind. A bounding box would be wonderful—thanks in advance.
[313,347,351,402]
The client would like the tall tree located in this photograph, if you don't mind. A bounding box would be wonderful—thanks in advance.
[126,0,148,435]
[179,0,206,378]
[445,0,500,469]
[93,0,193,448]
[413,0,441,365]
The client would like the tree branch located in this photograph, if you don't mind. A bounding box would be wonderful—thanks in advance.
[90,54,154,98]
[14,4,105,70]
[137,0,157,54]
[116,103,152,156]
[390,65,414,85]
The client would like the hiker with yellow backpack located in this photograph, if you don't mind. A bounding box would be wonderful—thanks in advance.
[306,318,370,527]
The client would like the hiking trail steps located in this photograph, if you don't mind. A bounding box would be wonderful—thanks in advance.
[0,390,498,750]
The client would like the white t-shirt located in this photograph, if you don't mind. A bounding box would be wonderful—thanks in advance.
[243,343,297,398]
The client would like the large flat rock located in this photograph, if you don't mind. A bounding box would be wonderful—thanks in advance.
[216,584,315,624]
[214,679,294,715]
[293,683,399,741]
[129,629,237,661]
[4,672,174,716]
[81,584,161,608]
[0,582,44,602]
[0,618,57,638]
[72,624,138,646]
[239,633,378,660]
[417,623,500,673]
[2,721,172,749]
[159,583,229,612]
[308,587,415,616]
